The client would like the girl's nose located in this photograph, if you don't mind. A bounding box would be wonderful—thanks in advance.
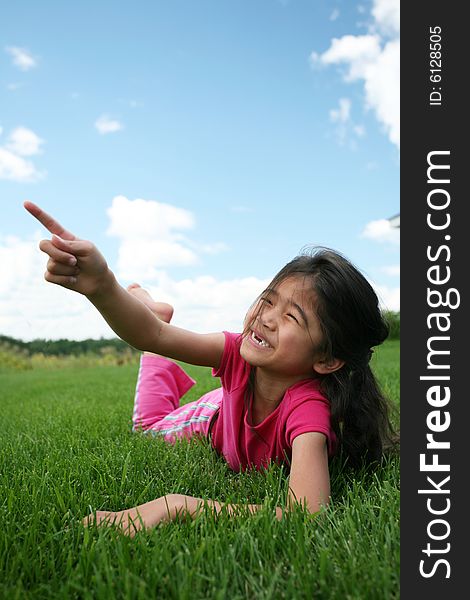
[259,308,276,330]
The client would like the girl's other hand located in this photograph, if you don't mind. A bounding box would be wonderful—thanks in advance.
[82,495,186,537]
[24,201,111,298]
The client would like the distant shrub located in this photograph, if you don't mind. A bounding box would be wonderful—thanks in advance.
[0,336,139,371]
[0,334,136,357]
[383,311,400,340]
[0,345,32,371]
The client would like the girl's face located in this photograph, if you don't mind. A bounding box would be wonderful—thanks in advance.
[240,276,324,381]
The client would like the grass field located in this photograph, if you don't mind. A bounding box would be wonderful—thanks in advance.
[0,341,399,599]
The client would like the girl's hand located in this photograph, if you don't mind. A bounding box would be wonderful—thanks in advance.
[82,495,186,537]
[24,201,111,298]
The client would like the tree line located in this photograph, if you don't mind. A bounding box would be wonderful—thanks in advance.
[0,334,136,357]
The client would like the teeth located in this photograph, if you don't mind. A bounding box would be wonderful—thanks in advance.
[251,331,271,348]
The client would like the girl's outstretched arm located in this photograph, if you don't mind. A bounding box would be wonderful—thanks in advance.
[286,432,330,512]
[83,432,330,536]
[83,493,286,538]
[24,201,225,368]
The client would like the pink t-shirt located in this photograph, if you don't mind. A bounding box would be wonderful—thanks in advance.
[210,332,336,471]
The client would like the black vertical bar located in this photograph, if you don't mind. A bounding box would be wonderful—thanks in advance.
[401,3,467,597]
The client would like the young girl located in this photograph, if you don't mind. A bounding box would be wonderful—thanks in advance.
[24,201,397,536]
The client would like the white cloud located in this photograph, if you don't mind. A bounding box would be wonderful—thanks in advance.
[145,273,269,334]
[361,215,400,310]
[5,46,37,71]
[94,115,123,134]
[0,127,45,182]
[312,34,382,79]
[5,126,44,156]
[116,239,199,280]
[0,149,44,182]
[328,98,366,147]
[371,282,400,311]
[0,234,113,341]
[329,97,351,123]
[361,218,400,245]
[106,196,226,281]
[311,0,400,148]
[107,195,194,239]
[362,38,399,147]
[372,0,399,35]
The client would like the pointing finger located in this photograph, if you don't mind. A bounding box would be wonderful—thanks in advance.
[24,201,77,241]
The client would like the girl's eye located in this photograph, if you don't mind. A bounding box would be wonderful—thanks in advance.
[261,297,273,306]
[287,313,299,323]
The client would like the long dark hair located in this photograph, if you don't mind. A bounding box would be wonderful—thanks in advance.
[247,247,398,469]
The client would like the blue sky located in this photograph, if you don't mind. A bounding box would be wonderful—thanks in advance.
[1,0,399,341]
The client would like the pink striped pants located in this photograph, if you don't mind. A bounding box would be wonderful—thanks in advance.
[132,354,222,443]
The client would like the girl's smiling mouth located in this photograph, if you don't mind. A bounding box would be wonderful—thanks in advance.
[249,330,272,349]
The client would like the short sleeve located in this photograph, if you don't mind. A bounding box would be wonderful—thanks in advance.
[212,332,248,392]
[285,398,336,456]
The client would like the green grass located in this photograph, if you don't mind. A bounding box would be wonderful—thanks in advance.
[0,341,399,599]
